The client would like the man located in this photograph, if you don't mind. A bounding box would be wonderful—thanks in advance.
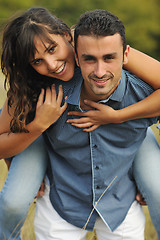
[32,10,159,239]
[33,9,160,239]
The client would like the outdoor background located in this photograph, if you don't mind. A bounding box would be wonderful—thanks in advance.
[0,0,159,239]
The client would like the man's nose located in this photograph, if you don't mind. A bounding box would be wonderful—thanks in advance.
[94,62,106,78]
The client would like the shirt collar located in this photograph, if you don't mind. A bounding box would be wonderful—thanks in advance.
[66,69,126,105]
[100,70,126,103]
[66,68,83,107]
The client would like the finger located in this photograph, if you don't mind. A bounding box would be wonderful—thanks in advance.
[136,193,141,201]
[36,189,45,198]
[84,99,101,109]
[137,199,147,206]
[36,89,45,109]
[83,124,100,132]
[68,110,98,118]
[45,86,53,103]
[60,102,68,113]
[36,181,45,198]
[50,84,57,102]
[71,122,93,128]
[68,111,88,117]
[136,193,147,205]
[57,85,63,105]
[40,181,45,191]
[141,201,147,206]
[4,159,11,169]
[67,117,91,124]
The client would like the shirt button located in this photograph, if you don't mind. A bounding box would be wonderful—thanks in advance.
[95,166,99,170]
[93,145,97,148]
[96,185,100,189]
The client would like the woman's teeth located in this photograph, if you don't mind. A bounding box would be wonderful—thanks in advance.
[55,63,65,73]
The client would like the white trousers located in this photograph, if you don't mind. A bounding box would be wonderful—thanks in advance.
[34,183,145,240]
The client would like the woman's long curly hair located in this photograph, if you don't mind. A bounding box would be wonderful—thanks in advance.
[1,7,72,132]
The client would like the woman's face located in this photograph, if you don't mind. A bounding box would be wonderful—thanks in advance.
[29,33,75,81]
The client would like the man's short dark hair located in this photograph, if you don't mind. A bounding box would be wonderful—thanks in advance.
[74,9,126,54]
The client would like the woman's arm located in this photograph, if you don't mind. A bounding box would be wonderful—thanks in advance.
[0,85,67,159]
[124,47,160,89]
[67,90,160,132]
[67,50,160,132]
[0,100,43,159]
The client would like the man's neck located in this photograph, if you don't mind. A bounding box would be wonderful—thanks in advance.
[80,88,93,110]
[79,83,107,110]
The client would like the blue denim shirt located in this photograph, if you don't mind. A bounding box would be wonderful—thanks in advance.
[44,68,159,231]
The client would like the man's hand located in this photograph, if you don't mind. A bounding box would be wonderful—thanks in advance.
[4,159,11,169]
[36,180,45,198]
[136,191,147,205]
[67,99,118,132]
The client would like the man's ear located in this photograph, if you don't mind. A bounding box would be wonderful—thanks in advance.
[70,25,75,42]
[123,45,130,65]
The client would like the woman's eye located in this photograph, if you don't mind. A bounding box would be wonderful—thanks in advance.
[49,45,56,53]
[33,59,42,65]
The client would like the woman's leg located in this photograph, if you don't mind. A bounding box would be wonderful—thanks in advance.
[133,127,160,239]
[0,135,48,240]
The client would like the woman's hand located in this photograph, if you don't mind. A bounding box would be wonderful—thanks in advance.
[0,86,67,158]
[34,84,67,132]
[67,99,118,132]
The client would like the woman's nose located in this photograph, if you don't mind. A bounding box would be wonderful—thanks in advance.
[46,56,58,72]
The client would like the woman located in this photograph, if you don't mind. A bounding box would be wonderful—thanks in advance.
[0,7,160,239]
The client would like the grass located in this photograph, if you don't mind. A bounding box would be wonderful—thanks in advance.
[0,74,158,239]
[0,161,158,240]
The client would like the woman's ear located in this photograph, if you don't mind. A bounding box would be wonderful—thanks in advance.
[65,31,74,48]
[74,51,80,67]
[65,32,72,42]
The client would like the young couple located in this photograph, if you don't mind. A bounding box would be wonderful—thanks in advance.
[0,6,160,240]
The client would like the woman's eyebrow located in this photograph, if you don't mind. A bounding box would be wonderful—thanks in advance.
[44,41,57,52]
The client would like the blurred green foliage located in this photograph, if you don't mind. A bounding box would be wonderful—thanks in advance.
[0,0,159,60]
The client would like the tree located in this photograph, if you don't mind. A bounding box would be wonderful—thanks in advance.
[0,0,159,60]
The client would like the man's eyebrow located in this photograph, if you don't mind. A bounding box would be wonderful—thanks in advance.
[81,54,96,60]
[81,52,117,60]
[103,52,117,58]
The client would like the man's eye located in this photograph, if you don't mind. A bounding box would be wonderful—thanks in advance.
[85,58,94,61]
[104,55,115,61]
[84,57,96,62]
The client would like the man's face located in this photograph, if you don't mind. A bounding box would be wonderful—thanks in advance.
[75,33,129,101]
